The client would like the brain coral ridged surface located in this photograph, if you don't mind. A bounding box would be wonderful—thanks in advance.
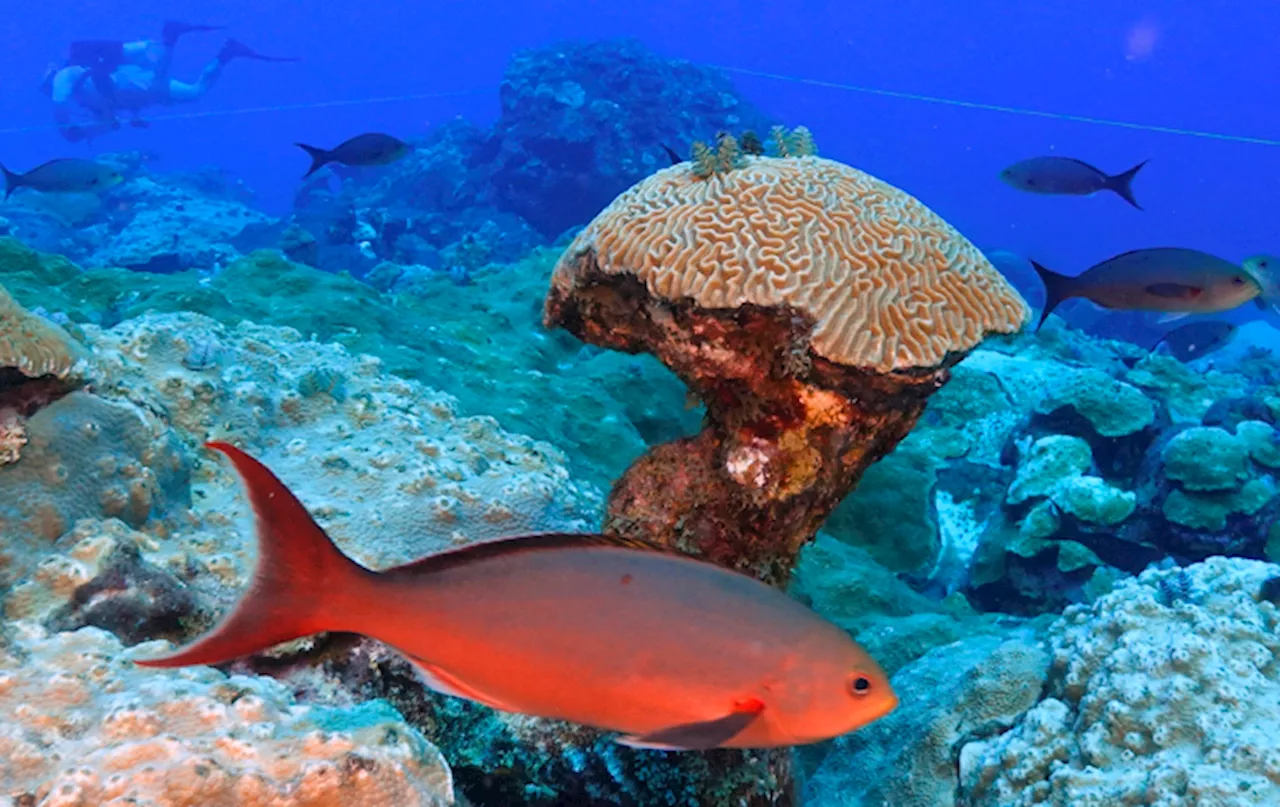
[0,623,453,807]
[555,155,1030,372]
[0,282,89,380]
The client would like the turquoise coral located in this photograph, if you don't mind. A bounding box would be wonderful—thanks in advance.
[1033,367,1154,438]
[1236,419,1280,469]
[1162,480,1273,531]
[1006,435,1093,505]
[1162,426,1251,492]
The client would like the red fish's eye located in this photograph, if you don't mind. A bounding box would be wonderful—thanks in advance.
[1234,277,1245,285]
[850,676,872,696]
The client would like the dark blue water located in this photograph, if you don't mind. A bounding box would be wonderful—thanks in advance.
[2,0,1276,279]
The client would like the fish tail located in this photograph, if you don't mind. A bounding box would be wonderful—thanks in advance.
[1,165,19,200]
[295,143,331,178]
[135,442,375,669]
[1107,160,1148,210]
[1029,259,1075,331]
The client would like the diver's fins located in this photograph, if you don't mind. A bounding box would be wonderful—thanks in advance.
[163,21,226,46]
[615,699,764,751]
[218,39,301,64]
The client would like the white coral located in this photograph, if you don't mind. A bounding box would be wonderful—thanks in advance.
[0,407,25,465]
[961,557,1280,806]
[0,623,453,806]
[81,312,602,571]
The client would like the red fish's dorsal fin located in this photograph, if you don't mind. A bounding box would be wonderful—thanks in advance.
[136,442,373,669]
[381,530,678,578]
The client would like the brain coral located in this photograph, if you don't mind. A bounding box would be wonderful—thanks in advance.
[0,623,453,806]
[551,155,1029,372]
[0,280,89,382]
[960,557,1280,806]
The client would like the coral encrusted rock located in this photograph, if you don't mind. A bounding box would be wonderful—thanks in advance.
[544,150,1030,586]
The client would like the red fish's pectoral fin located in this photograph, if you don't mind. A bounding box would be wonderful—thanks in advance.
[407,657,518,713]
[1146,283,1203,299]
[615,698,766,751]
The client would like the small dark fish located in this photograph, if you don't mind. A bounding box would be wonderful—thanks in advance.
[1,158,123,199]
[295,133,411,178]
[1031,248,1261,331]
[1000,157,1148,210]
[740,131,765,156]
[1153,320,1237,362]
[661,144,684,165]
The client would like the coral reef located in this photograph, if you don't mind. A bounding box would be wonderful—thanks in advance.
[545,147,1029,584]
[4,36,1280,807]
[484,38,776,238]
[6,519,212,647]
[0,279,91,386]
[0,390,190,565]
[0,154,279,274]
[81,310,600,571]
[803,630,1049,807]
[960,557,1280,806]
[0,623,453,806]
[0,240,693,492]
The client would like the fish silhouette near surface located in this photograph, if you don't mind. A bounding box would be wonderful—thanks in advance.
[1000,156,1148,209]
[1153,320,1238,362]
[1031,247,1262,330]
[1,158,123,199]
[295,133,411,178]
[137,443,898,751]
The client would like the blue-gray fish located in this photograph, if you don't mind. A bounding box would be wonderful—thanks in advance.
[1000,157,1148,210]
[1153,320,1237,362]
[2,159,123,199]
[1032,248,1260,330]
[295,133,411,178]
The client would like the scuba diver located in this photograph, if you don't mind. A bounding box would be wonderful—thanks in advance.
[42,20,298,142]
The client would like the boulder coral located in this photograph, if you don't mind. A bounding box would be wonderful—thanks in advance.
[0,623,453,806]
[544,131,1030,586]
[960,557,1280,806]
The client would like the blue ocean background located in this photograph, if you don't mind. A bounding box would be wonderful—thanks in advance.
[4,3,1280,806]
[3,0,1277,292]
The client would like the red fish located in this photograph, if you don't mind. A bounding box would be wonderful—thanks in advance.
[136,443,898,750]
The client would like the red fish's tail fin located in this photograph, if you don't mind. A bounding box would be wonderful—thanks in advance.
[1029,260,1076,332]
[295,143,331,178]
[1107,160,1147,210]
[136,442,374,669]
